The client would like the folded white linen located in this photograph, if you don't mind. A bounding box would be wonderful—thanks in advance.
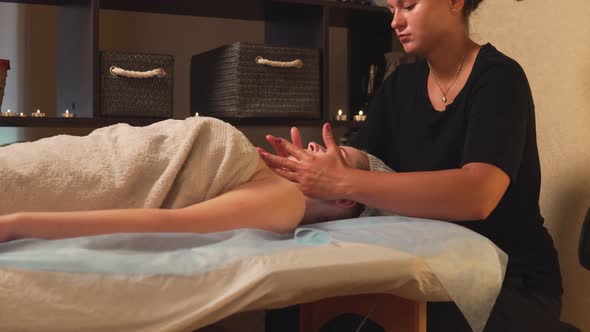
[0,116,260,213]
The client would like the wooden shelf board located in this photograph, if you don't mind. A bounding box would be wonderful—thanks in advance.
[0,116,168,128]
[0,116,363,128]
[100,0,264,20]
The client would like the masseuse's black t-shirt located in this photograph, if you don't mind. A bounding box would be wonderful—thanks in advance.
[352,43,563,297]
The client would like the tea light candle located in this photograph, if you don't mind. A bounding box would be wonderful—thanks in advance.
[195,112,199,117]
[31,109,46,117]
[61,109,75,118]
[19,112,26,117]
[354,110,366,122]
[1,109,17,117]
[335,109,347,121]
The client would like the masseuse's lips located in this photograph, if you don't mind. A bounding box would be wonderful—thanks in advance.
[398,34,411,42]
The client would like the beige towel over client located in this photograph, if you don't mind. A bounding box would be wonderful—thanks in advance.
[0,117,260,214]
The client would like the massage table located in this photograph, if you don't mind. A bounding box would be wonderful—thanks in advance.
[0,216,506,332]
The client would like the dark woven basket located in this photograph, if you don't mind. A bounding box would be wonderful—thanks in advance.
[100,51,174,118]
[191,43,321,119]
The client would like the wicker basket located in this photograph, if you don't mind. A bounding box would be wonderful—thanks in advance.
[190,43,321,119]
[0,60,9,110]
[99,51,174,118]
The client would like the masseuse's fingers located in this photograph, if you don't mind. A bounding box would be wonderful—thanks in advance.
[259,151,301,172]
[266,135,289,157]
[272,168,299,183]
[291,127,303,148]
[322,123,339,151]
[275,138,312,161]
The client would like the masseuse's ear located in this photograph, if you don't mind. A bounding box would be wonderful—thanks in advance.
[449,0,465,14]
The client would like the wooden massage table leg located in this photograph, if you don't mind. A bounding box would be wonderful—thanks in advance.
[299,294,426,332]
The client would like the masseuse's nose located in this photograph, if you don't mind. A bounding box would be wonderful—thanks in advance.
[391,12,405,31]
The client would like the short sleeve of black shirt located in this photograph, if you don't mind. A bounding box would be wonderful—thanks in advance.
[460,63,529,182]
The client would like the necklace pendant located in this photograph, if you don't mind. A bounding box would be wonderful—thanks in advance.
[442,96,447,103]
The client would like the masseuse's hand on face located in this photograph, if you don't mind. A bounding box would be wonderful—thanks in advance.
[261,126,304,157]
[258,123,350,200]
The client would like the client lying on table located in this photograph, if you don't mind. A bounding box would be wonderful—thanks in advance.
[0,116,387,242]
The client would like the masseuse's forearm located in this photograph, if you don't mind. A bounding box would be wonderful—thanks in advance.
[340,168,496,222]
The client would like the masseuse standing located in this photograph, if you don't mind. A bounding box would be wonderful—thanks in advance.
[260,0,564,330]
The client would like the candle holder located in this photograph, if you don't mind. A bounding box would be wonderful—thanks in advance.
[0,109,17,117]
[31,110,46,117]
[61,110,76,118]
[335,109,348,121]
[353,110,366,122]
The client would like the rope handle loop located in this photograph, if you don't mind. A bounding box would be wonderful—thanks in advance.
[255,56,303,69]
[109,66,167,79]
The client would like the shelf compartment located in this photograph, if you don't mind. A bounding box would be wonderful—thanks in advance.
[0,116,363,128]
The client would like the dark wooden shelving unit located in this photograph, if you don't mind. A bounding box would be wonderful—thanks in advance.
[0,116,167,128]
[0,116,363,129]
[0,0,394,128]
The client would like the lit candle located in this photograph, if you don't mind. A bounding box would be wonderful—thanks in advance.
[1,109,17,117]
[195,112,199,117]
[31,109,46,117]
[61,109,75,118]
[354,110,366,122]
[335,109,347,121]
[19,112,26,117]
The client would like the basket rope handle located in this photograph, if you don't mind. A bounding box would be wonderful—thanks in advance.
[255,56,303,69]
[109,66,167,79]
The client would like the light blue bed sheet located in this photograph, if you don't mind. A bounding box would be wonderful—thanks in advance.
[0,216,507,332]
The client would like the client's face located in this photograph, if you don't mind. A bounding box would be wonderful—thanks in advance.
[294,143,368,170]
[297,144,368,225]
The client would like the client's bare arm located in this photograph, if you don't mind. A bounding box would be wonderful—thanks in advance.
[0,158,305,242]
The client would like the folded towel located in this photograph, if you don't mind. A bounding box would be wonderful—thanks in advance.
[0,117,260,213]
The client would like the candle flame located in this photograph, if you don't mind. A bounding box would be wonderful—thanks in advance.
[359,110,364,116]
[7,109,11,113]
[338,109,342,116]
[65,110,69,114]
[36,110,40,113]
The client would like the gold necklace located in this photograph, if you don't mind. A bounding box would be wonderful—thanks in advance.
[429,53,466,103]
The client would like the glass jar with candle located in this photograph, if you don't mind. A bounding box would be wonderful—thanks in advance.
[31,109,46,117]
[335,109,347,121]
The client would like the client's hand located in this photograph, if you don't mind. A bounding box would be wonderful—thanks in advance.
[259,123,350,200]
